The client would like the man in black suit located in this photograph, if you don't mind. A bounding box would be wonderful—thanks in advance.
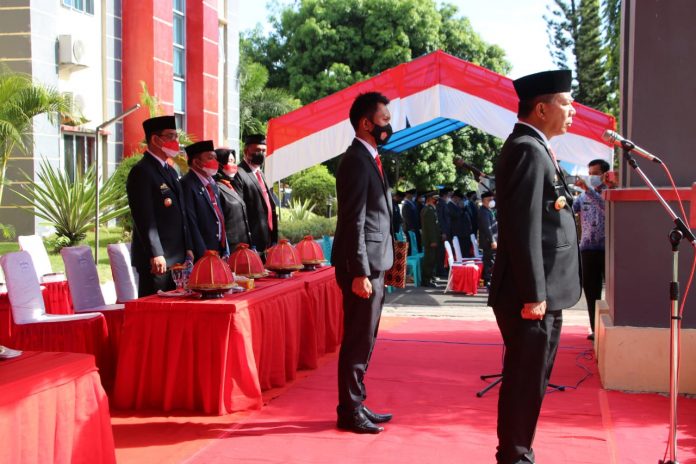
[180,140,228,261]
[231,134,278,256]
[331,92,394,434]
[449,189,474,258]
[488,70,581,464]
[127,115,192,296]
[214,147,252,252]
[401,188,421,248]
[392,190,404,235]
[478,191,498,287]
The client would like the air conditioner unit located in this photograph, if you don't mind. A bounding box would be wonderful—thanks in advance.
[64,92,87,115]
[58,34,88,68]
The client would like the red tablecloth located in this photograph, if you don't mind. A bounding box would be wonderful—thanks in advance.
[450,263,483,295]
[113,267,343,415]
[0,351,116,464]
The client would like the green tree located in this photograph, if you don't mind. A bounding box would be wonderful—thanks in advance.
[545,0,610,112]
[0,70,71,205]
[603,0,621,118]
[287,164,336,216]
[239,39,301,140]
[245,0,512,185]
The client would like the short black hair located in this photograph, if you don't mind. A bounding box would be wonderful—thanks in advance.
[517,93,555,119]
[349,92,390,131]
[215,148,236,166]
[588,159,610,173]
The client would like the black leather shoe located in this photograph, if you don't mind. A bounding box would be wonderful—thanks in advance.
[362,405,393,424]
[336,409,384,434]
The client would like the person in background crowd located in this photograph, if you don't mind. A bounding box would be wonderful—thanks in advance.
[465,190,480,237]
[488,69,581,464]
[436,187,453,278]
[232,134,278,257]
[573,159,617,340]
[478,191,498,288]
[392,190,404,235]
[127,115,192,296]
[401,188,421,248]
[331,92,394,434]
[180,140,229,261]
[450,189,474,258]
[420,191,441,288]
[214,147,252,252]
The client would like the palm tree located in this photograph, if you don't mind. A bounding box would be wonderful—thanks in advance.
[239,58,300,140]
[0,69,71,205]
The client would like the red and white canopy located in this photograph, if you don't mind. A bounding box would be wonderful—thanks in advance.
[266,50,616,183]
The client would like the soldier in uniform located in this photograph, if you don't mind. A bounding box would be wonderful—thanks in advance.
[487,70,582,464]
[420,191,441,288]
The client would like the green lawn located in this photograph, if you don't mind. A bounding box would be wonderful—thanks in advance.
[0,227,127,283]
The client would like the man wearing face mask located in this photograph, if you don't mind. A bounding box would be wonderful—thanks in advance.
[573,159,616,340]
[478,191,498,288]
[332,91,394,434]
[180,140,228,261]
[232,134,278,256]
[214,147,252,252]
[127,115,192,296]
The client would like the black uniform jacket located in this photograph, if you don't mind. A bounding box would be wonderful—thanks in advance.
[231,160,278,253]
[331,139,394,277]
[180,170,227,260]
[127,151,191,269]
[216,177,253,252]
[487,123,581,312]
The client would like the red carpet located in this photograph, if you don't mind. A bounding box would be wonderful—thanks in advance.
[173,318,696,464]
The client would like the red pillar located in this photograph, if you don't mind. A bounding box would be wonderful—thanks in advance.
[122,0,175,156]
[186,0,219,144]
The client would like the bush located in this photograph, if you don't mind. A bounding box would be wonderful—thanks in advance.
[110,153,142,233]
[288,165,336,217]
[279,215,337,243]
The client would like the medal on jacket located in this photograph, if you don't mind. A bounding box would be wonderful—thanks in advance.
[164,198,173,207]
[554,195,567,210]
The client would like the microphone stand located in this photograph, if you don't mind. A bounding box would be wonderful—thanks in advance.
[620,145,696,464]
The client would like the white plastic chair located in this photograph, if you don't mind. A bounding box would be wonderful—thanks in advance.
[452,236,464,263]
[444,241,463,293]
[18,234,65,282]
[0,251,101,324]
[60,246,124,312]
[107,243,138,303]
[470,233,482,259]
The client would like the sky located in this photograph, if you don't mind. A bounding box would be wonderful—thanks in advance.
[237,0,557,79]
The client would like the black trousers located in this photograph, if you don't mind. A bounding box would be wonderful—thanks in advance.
[581,250,604,332]
[422,245,437,284]
[136,268,175,297]
[482,248,496,285]
[493,307,563,464]
[335,270,385,415]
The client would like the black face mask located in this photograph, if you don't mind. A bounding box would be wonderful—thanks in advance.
[250,151,265,165]
[370,122,393,146]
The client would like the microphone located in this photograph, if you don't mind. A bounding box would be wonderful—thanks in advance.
[602,130,662,163]
[455,158,490,180]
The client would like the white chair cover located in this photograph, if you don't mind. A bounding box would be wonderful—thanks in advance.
[470,233,482,259]
[452,236,464,263]
[107,243,138,303]
[17,235,57,281]
[61,246,125,313]
[0,251,100,324]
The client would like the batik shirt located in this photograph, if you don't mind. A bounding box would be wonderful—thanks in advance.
[572,184,608,251]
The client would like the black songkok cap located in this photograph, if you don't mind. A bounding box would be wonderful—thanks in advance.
[244,133,267,146]
[452,189,464,199]
[215,148,236,165]
[425,190,440,199]
[184,140,215,159]
[481,191,495,199]
[142,115,176,140]
[513,70,572,101]
[406,188,417,195]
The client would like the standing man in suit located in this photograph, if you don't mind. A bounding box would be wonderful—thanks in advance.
[391,191,404,235]
[420,191,441,288]
[214,147,252,252]
[488,70,581,464]
[449,190,474,258]
[331,92,394,434]
[232,134,278,256]
[127,115,192,297]
[180,140,228,261]
[401,188,421,248]
[478,191,498,288]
